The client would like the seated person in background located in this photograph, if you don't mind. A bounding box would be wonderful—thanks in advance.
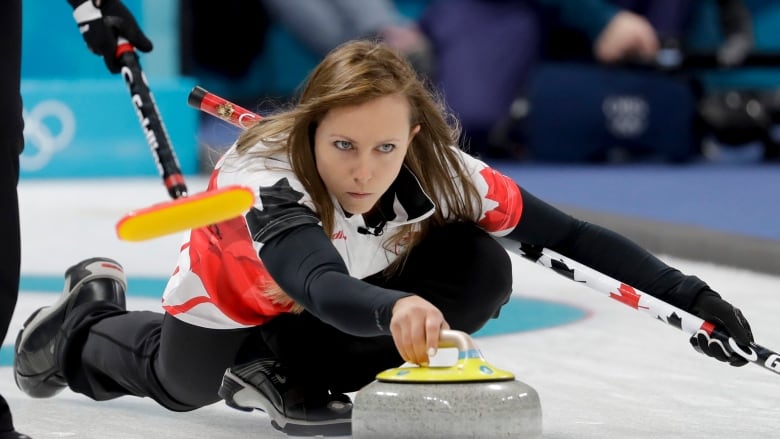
[419,0,696,158]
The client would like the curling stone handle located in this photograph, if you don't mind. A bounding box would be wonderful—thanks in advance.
[438,329,478,352]
[373,329,515,382]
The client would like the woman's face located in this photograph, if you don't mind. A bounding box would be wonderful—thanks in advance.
[314,93,420,215]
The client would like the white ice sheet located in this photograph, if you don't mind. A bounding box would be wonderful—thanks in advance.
[3,178,778,438]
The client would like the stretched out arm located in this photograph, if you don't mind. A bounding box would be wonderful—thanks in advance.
[507,185,707,310]
[259,223,412,337]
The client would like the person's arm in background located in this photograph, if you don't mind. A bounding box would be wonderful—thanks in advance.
[260,0,413,56]
[716,0,754,66]
[260,0,430,70]
[66,0,153,73]
[260,0,352,56]
[534,0,659,63]
[534,0,620,40]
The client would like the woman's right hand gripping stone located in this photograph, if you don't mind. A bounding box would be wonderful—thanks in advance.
[390,295,450,366]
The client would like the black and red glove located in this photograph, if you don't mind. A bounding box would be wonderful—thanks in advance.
[689,289,754,367]
[68,0,153,73]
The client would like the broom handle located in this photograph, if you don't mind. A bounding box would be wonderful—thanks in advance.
[516,243,780,376]
[187,86,262,129]
[116,38,187,199]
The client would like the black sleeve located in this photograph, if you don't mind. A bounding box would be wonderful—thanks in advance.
[258,223,412,336]
[506,185,708,310]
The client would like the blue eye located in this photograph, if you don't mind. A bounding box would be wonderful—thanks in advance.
[334,140,352,150]
[377,144,395,153]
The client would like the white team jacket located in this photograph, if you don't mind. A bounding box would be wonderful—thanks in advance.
[161,142,523,329]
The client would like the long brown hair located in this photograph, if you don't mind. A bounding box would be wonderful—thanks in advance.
[236,39,482,267]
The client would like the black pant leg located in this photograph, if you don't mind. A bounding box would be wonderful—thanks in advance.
[0,396,12,435]
[262,222,513,393]
[0,0,24,434]
[0,0,23,346]
[381,222,513,333]
[65,307,264,411]
[155,314,268,408]
[62,308,179,406]
[260,312,401,393]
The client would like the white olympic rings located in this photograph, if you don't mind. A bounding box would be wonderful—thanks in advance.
[21,99,76,171]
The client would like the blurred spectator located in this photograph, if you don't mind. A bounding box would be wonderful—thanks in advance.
[260,0,434,76]
[180,0,432,101]
[419,0,697,159]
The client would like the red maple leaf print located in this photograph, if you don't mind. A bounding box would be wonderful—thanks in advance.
[477,167,523,232]
[609,283,649,310]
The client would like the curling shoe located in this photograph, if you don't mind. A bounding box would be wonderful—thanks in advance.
[14,257,127,398]
[219,359,352,436]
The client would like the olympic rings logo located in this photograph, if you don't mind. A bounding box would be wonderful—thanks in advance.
[602,95,649,139]
[21,100,76,171]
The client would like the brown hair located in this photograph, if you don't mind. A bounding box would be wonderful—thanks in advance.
[236,39,482,271]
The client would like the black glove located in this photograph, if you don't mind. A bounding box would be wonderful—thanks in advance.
[69,0,153,73]
[688,289,754,367]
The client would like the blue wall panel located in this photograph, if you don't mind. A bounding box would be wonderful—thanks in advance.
[21,78,198,178]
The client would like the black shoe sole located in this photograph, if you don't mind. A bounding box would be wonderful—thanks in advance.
[219,370,351,437]
[270,419,352,437]
[13,308,66,398]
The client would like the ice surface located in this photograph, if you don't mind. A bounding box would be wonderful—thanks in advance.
[3,177,778,438]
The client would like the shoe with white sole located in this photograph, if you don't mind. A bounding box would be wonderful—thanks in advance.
[14,257,127,398]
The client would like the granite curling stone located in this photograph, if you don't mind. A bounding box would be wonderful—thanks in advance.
[352,329,542,438]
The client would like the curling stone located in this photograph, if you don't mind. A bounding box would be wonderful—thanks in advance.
[352,330,542,438]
